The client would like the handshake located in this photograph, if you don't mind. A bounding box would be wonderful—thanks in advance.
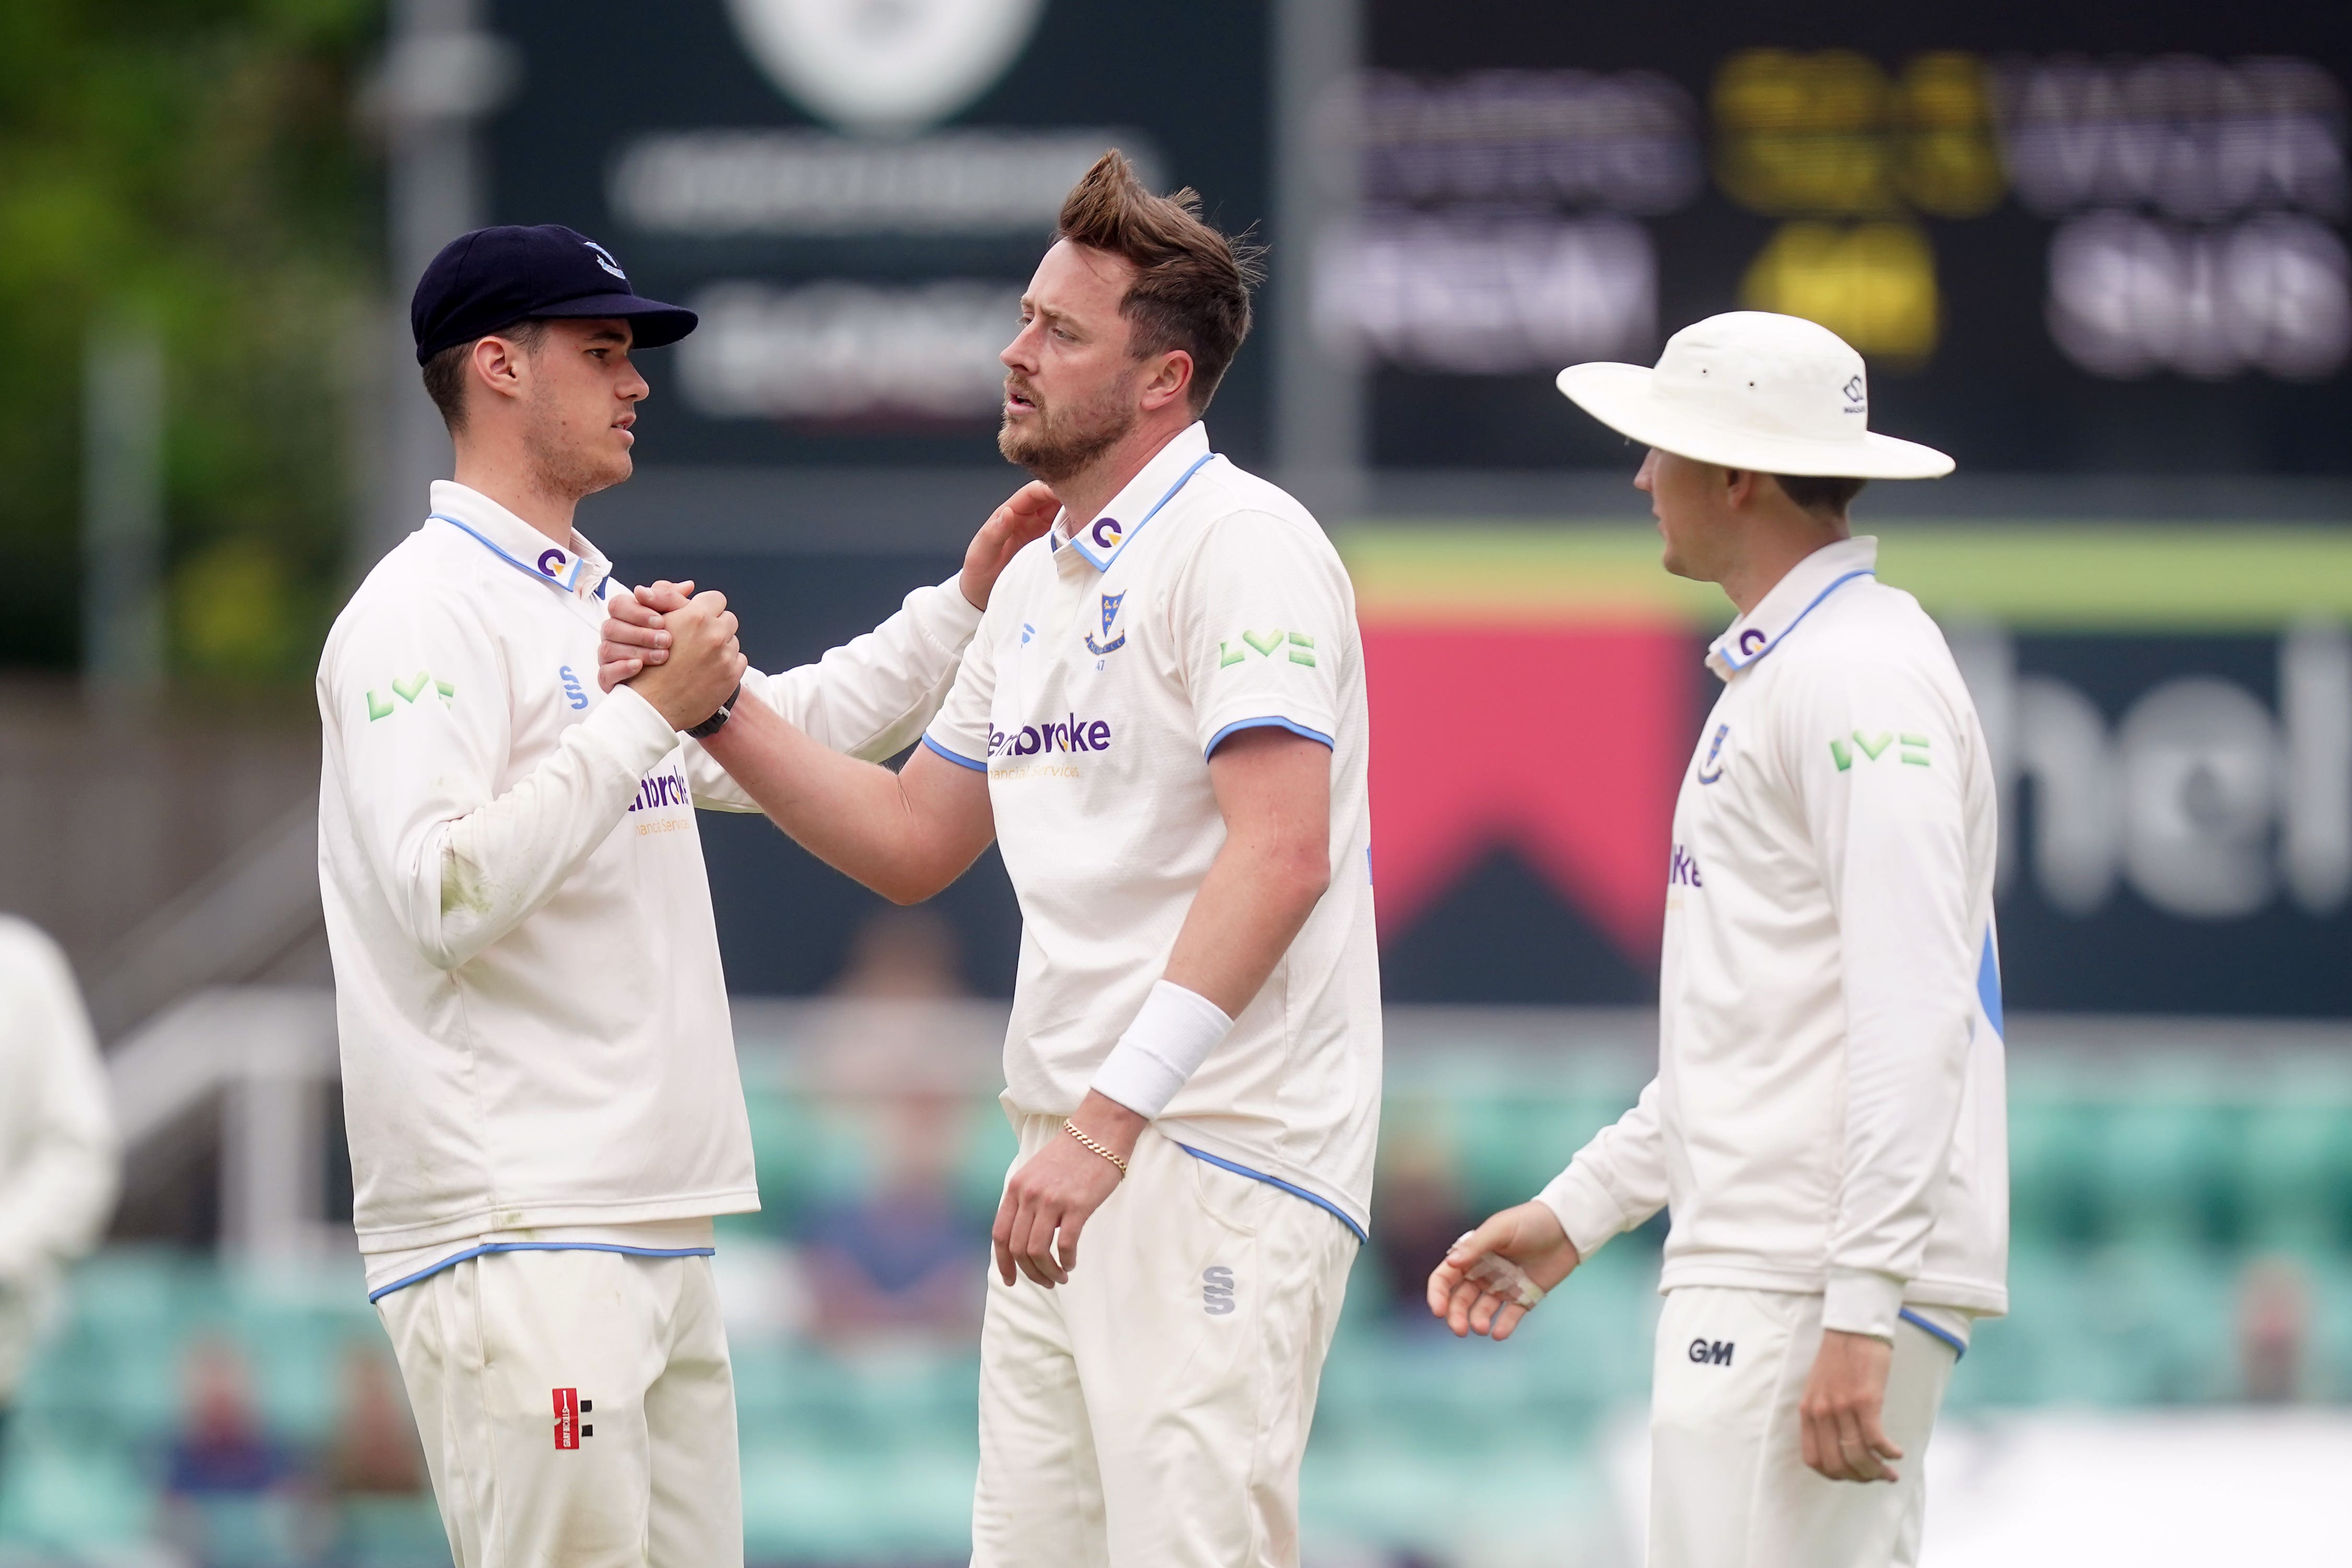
[598,582,746,732]
[593,479,1060,735]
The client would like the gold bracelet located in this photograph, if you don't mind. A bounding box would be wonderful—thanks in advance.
[1062,1119,1129,1177]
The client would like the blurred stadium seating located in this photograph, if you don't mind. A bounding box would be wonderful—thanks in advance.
[7,1007,2349,1567]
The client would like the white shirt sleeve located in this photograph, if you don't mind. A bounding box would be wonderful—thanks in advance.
[1782,653,1979,1340]
[1536,1077,1669,1261]
[0,920,118,1284]
[683,577,985,810]
[1171,512,1348,756]
[919,578,1009,771]
[322,592,681,972]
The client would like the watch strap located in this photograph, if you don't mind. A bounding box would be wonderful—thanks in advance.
[682,683,741,739]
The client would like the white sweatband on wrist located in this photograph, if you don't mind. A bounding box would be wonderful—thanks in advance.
[1089,980,1235,1119]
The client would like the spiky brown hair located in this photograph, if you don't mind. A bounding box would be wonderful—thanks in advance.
[1055,150,1264,414]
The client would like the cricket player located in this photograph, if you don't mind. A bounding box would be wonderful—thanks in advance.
[1429,312,2008,1568]
[0,917,118,1461]
[317,224,1048,1567]
[601,152,1377,1566]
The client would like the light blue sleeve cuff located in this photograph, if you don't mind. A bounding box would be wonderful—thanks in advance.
[1203,715,1336,760]
[921,733,987,771]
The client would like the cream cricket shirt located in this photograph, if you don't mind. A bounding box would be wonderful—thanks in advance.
[0,917,116,1400]
[320,481,979,1298]
[922,424,1382,1238]
[1538,537,2009,1343]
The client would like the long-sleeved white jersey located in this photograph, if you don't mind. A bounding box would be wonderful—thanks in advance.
[318,482,979,1296]
[1537,536,2009,1341]
[0,917,118,1398]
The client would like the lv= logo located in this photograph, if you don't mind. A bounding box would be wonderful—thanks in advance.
[367,670,454,721]
[1829,731,1929,770]
[1219,630,1316,668]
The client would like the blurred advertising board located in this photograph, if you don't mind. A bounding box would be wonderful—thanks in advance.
[1351,523,2352,1015]
[485,0,1273,466]
[1337,0,2352,472]
[640,523,2352,1017]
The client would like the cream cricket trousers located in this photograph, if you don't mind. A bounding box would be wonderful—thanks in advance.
[970,1119,1360,1568]
[374,1248,742,1568]
[1646,1286,1959,1568]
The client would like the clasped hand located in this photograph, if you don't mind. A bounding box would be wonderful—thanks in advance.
[602,580,745,730]
[596,480,1056,714]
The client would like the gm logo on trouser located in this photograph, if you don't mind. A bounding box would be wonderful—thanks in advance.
[1642,1286,1958,1568]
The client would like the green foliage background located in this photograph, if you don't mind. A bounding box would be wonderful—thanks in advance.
[0,0,381,681]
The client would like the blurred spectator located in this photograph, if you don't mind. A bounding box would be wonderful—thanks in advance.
[162,1339,306,1567]
[809,907,997,1105]
[1368,1141,1477,1323]
[325,1344,441,1567]
[797,909,989,1345]
[833,906,968,1002]
[165,1339,294,1497]
[325,1344,426,1497]
[2238,1256,2313,1402]
[0,917,119,1470]
[802,1092,987,1345]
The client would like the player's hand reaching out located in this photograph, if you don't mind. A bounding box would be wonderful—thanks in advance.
[959,481,1058,609]
[600,580,707,692]
[1426,1200,1582,1341]
[1799,1330,1902,1483]
[615,584,746,730]
[993,1091,1143,1289]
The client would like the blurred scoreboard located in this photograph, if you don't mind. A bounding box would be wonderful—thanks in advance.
[1341,0,2352,472]
[485,0,1272,468]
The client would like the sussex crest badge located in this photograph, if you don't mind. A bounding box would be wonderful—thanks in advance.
[1696,722,1730,785]
[1085,591,1127,656]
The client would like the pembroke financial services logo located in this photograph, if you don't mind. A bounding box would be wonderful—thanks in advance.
[628,765,692,814]
[724,0,1046,135]
[989,712,1113,759]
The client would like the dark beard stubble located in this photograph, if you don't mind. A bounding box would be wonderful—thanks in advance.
[524,385,629,502]
[997,379,1137,485]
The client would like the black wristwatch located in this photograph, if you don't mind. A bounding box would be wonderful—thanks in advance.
[683,683,742,739]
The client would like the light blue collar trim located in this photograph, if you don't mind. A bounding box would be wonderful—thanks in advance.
[1065,448,1218,572]
[1706,536,1879,679]
[430,513,610,600]
[1707,569,1873,677]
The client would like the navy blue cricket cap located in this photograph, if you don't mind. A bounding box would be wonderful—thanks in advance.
[410,224,697,365]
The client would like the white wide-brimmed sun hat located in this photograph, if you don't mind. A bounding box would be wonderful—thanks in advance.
[1557,311,1954,479]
